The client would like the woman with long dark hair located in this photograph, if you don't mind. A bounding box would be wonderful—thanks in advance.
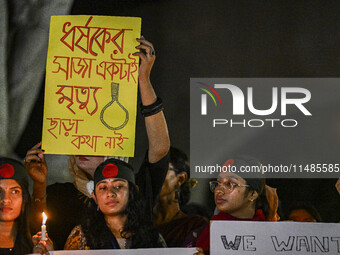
[64,158,164,249]
[0,157,33,254]
[24,36,170,250]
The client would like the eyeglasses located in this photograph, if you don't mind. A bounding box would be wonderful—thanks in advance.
[209,180,250,193]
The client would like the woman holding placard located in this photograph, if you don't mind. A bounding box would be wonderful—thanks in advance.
[196,156,271,254]
[24,36,171,249]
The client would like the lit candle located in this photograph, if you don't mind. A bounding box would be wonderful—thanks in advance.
[41,212,47,241]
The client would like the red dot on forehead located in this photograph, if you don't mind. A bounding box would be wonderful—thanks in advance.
[102,163,118,178]
[0,164,15,178]
[223,159,234,167]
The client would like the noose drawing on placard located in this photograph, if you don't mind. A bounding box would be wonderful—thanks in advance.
[100,82,129,130]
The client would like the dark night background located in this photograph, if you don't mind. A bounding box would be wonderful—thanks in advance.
[15,0,340,222]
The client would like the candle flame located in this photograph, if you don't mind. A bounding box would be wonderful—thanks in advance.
[42,212,47,225]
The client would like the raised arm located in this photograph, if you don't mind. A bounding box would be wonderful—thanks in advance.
[133,37,170,163]
[24,142,48,231]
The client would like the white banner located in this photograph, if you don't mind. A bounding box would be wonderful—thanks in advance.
[210,221,340,255]
[30,247,197,255]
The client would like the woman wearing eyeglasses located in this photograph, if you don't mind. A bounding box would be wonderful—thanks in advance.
[195,156,270,254]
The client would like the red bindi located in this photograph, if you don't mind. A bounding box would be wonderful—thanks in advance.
[0,164,15,178]
[102,163,118,178]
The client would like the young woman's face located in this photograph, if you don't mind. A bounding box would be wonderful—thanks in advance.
[93,178,129,216]
[0,179,23,222]
[214,172,253,218]
[75,156,105,177]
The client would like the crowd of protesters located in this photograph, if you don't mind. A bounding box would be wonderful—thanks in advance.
[1,37,339,255]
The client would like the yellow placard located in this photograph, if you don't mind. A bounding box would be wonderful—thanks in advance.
[42,15,141,156]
